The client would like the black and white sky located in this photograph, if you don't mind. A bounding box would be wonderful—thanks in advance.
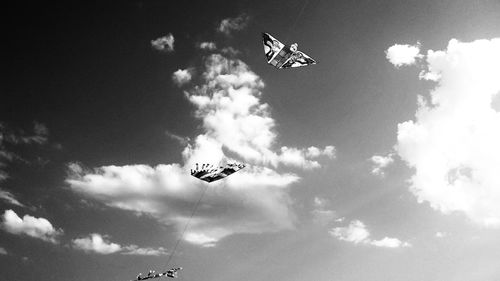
[2,1,500,280]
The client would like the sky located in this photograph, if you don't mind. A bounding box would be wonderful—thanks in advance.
[1,1,500,280]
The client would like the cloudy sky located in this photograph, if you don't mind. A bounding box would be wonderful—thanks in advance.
[2,1,500,280]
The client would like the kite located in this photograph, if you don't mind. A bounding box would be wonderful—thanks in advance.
[191,162,245,183]
[133,267,182,281]
[262,32,316,69]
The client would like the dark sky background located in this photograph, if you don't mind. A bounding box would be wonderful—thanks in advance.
[2,1,500,281]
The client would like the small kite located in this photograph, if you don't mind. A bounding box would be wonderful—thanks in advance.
[191,162,245,183]
[262,32,316,69]
[133,267,182,281]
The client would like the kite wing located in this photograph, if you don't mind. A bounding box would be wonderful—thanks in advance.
[191,163,245,183]
[281,50,316,68]
[166,267,183,278]
[263,32,295,69]
[262,32,285,63]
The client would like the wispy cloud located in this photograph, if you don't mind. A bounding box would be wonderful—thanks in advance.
[72,233,168,255]
[386,43,422,67]
[1,210,63,244]
[221,46,240,56]
[217,14,250,36]
[122,245,168,256]
[165,130,190,146]
[394,38,500,227]
[151,33,175,52]
[1,122,49,145]
[0,121,51,182]
[311,197,338,226]
[370,153,394,177]
[0,189,25,207]
[0,246,7,255]
[329,220,411,248]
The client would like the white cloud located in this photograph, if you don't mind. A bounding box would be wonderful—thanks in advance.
[371,237,411,248]
[151,34,175,52]
[0,122,50,183]
[435,231,448,238]
[198,42,217,51]
[72,233,121,254]
[67,47,335,246]
[0,189,25,207]
[122,245,168,256]
[68,163,299,246]
[217,14,249,36]
[172,69,193,86]
[184,232,217,248]
[0,247,7,255]
[386,43,422,67]
[72,233,166,256]
[1,210,62,243]
[182,54,335,169]
[370,153,394,177]
[329,220,410,248]
[394,38,500,227]
[307,146,336,158]
[330,220,370,244]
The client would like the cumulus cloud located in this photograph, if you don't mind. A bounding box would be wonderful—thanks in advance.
[0,246,7,255]
[151,34,175,52]
[72,233,167,255]
[0,189,25,207]
[330,220,370,244]
[329,220,410,248]
[386,43,422,67]
[182,54,335,169]
[1,210,62,243]
[67,47,335,247]
[172,69,193,86]
[394,38,500,227]
[67,163,299,247]
[198,42,217,51]
[217,14,249,36]
[370,153,394,177]
[72,233,121,254]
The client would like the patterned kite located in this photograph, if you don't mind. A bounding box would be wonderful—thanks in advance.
[262,32,316,69]
[191,163,245,183]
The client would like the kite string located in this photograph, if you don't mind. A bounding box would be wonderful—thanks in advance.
[163,183,210,269]
[285,0,312,42]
